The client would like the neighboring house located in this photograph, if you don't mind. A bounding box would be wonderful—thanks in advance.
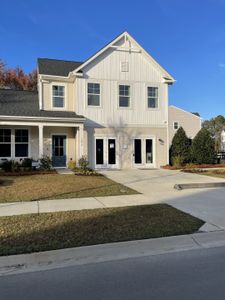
[221,130,225,151]
[168,106,202,144]
[0,31,198,169]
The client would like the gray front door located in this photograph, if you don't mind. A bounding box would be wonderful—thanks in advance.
[52,135,66,167]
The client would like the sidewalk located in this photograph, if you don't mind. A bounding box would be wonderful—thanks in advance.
[1,230,225,277]
[0,194,151,217]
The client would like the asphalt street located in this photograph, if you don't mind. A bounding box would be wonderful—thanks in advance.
[1,245,225,300]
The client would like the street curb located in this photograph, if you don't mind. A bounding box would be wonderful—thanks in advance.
[1,230,225,277]
[174,182,225,190]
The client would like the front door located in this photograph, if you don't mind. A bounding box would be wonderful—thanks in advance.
[133,138,154,168]
[52,135,67,167]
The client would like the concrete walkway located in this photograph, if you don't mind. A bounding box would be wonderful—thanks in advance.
[100,169,225,231]
[1,230,225,276]
[0,194,151,217]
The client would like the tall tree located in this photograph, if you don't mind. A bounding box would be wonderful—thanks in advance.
[191,128,215,164]
[202,115,225,151]
[0,59,37,91]
[170,127,191,165]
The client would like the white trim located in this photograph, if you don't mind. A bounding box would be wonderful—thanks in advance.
[50,82,67,110]
[94,136,119,169]
[86,81,102,108]
[0,116,85,123]
[145,84,160,111]
[117,82,133,110]
[0,127,30,160]
[132,136,156,168]
[72,32,175,83]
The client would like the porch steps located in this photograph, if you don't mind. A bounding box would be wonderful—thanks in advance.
[55,168,74,175]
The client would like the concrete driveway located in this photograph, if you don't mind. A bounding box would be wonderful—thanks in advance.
[100,169,225,230]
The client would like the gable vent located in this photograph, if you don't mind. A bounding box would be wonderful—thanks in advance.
[120,61,129,72]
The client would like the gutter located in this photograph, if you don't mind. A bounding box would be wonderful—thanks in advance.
[0,115,85,123]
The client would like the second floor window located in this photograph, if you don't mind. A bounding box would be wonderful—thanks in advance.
[147,87,158,109]
[173,121,179,130]
[119,85,130,107]
[52,85,65,108]
[88,83,100,106]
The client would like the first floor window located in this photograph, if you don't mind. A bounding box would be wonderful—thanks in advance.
[88,83,100,106]
[15,129,29,157]
[52,85,65,108]
[119,85,130,107]
[0,129,11,157]
[147,87,158,108]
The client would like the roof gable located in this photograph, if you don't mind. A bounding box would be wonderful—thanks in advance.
[72,31,175,83]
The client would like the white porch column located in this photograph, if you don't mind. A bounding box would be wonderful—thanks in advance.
[76,124,84,162]
[38,125,44,158]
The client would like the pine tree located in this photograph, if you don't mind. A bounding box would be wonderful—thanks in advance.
[170,127,191,165]
[191,128,215,164]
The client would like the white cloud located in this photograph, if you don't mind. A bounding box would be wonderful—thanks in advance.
[218,63,225,68]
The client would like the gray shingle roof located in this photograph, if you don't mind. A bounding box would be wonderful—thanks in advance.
[38,58,83,77]
[0,89,84,120]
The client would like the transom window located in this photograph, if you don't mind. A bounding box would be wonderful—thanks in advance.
[147,87,158,108]
[87,83,100,106]
[52,85,65,108]
[119,85,130,107]
[15,129,29,157]
[173,122,179,130]
[0,129,11,157]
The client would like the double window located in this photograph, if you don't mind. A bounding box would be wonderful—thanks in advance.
[0,129,11,157]
[0,129,29,158]
[173,121,179,130]
[119,85,130,107]
[87,83,100,106]
[147,87,158,109]
[52,85,65,108]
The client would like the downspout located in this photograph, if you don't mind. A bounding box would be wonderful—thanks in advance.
[39,75,43,110]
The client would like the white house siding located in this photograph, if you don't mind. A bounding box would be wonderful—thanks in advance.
[168,106,201,144]
[75,38,168,127]
[85,126,167,169]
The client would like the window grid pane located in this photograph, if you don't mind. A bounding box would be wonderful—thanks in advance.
[0,129,11,143]
[87,83,100,106]
[119,85,130,107]
[147,87,158,108]
[52,86,65,108]
[15,129,29,157]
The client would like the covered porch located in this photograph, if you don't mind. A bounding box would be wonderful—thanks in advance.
[0,119,86,168]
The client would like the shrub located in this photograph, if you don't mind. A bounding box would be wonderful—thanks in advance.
[39,155,52,170]
[191,128,215,164]
[1,160,20,172]
[170,127,191,165]
[78,155,89,171]
[68,159,76,170]
[172,155,184,168]
[21,158,32,170]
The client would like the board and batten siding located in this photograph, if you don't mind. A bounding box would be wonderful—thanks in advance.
[75,38,169,127]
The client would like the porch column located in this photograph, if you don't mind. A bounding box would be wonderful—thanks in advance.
[38,125,44,158]
[76,124,84,162]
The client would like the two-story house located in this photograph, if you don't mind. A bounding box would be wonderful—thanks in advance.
[0,32,200,169]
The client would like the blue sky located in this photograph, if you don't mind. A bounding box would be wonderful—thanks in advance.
[1,0,225,120]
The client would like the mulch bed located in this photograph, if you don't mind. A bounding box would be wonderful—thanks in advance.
[0,170,57,176]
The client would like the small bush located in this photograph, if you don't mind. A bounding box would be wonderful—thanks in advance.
[172,155,184,168]
[68,160,76,170]
[1,160,21,172]
[21,158,32,170]
[39,155,52,170]
[78,155,89,171]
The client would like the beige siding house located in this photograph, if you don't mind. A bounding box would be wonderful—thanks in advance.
[0,31,200,169]
[168,106,201,144]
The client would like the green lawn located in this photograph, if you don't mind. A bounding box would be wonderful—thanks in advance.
[0,204,204,256]
[0,174,138,202]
